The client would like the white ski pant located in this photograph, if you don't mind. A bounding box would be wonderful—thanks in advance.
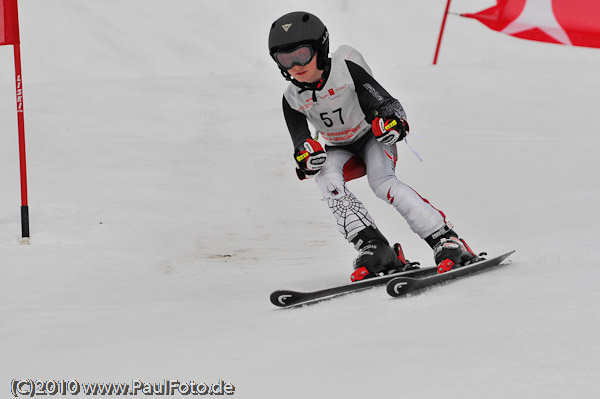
[314,135,447,242]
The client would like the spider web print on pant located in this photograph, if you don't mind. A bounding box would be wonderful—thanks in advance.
[326,183,374,239]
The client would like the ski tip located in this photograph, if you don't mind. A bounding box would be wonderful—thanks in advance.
[499,250,516,262]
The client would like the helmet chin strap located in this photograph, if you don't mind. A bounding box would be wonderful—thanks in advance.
[280,69,293,81]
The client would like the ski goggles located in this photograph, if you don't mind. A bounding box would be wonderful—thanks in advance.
[274,45,315,69]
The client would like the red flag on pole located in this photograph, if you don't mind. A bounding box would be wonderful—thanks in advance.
[433,0,452,65]
[1,0,29,244]
[1,0,19,45]
[462,0,600,49]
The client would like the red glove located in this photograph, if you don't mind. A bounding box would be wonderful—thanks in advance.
[294,138,327,180]
[372,117,409,145]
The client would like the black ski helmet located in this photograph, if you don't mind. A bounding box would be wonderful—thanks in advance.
[268,11,330,74]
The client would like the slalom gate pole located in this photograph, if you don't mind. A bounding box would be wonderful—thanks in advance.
[13,41,30,244]
[433,0,452,65]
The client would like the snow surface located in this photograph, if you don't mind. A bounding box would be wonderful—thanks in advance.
[1,0,599,398]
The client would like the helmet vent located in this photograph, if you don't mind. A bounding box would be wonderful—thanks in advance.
[302,14,310,22]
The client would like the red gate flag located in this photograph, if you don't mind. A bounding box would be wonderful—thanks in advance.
[1,0,19,46]
[462,0,600,49]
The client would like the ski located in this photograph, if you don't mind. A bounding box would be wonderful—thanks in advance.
[270,263,437,308]
[386,250,515,298]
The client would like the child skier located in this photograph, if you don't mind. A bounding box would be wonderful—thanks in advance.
[268,11,476,281]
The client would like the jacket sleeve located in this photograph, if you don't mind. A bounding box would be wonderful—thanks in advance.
[282,95,312,150]
[345,59,407,122]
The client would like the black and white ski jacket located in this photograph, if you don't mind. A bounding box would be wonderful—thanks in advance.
[282,45,407,150]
